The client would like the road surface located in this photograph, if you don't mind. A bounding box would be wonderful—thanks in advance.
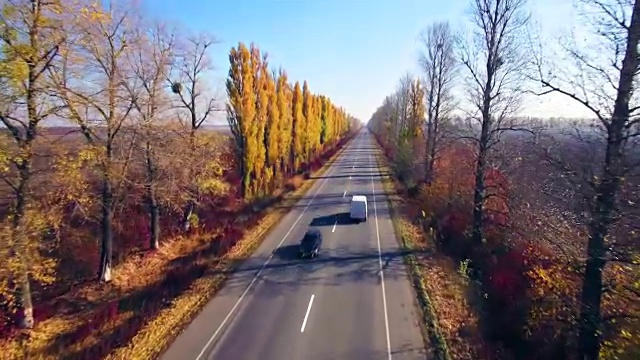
[160,129,427,360]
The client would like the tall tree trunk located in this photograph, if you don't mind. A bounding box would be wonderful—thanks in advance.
[11,32,42,327]
[238,136,250,200]
[273,164,279,190]
[472,100,491,246]
[99,174,114,282]
[425,115,434,183]
[577,2,640,358]
[578,130,624,360]
[182,202,196,232]
[472,138,488,246]
[240,156,247,199]
[182,129,197,231]
[145,141,160,250]
[427,83,442,185]
[472,46,495,246]
[426,138,437,185]
[14,263,33,329]
[149,194,160,250]
[289,144,295,175]
[11,165,34,329]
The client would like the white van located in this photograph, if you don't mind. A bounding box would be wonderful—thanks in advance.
[350,195,368,222]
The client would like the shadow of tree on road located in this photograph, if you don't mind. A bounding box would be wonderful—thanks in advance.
[310,173,385,180]
[303,341,428,360]
[216,242,428,304]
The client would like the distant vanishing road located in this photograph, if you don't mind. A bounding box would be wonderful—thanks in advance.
[160,129,427,360]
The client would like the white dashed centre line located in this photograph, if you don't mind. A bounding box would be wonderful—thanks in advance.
[300,294,315,333]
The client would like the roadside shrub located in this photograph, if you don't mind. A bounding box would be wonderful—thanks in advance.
[407,184,421,198]
[285,175,304,191]
[525,248,581,358]
[115,210,150,255]
[485,246,530,324]
[0,304,16,339]
[69,300,120,344]
[438,208,473,259]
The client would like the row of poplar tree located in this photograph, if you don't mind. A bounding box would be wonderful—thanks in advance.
[226,42,359,200]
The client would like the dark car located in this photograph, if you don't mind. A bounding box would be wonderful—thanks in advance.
[299,229,323,258]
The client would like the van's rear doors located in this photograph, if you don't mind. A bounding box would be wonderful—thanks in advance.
[350,195,368,221]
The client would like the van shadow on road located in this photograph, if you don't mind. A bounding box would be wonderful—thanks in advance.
[309,212,354,227]
[280,201,393,217]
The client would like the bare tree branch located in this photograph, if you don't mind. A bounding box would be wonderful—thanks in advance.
[458,0,531,245]
[419,21,457,184]
[169,33,222,132]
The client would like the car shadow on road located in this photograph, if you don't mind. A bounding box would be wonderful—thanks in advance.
[271,245,417,263]
[272,244,300,260]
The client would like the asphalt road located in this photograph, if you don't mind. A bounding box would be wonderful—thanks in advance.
[160,129,427,360]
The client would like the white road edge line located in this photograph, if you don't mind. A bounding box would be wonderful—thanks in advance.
[300,294,315,332]
[331,220,337,232]
[343,190,346,198]
[370,152,392,360]
[194,147,348,360]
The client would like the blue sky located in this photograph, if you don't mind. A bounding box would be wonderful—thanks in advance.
[141,0,589,124]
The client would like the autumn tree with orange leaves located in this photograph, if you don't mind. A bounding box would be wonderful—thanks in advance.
[0,0,67,329]
[53,2,139,283]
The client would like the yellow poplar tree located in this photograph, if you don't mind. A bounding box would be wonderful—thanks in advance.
[309,95,320,158]
[326,98,336,146]
[320,95,328,145]
[250,45,268,197]
[226,42,256,199]
[229,43,359,194]
[302,80,313,166]
[291,81,305,172]
[264,62,280,192]
[276,69,293,178]
[316,96,324,154]
[337,107,346,137]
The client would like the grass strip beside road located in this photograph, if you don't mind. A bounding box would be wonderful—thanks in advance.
[106,138,353,360]
[374,152,452,360]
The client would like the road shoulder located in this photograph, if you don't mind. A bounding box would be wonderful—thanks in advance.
[373,142,484,360]
[374,146,451,360]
